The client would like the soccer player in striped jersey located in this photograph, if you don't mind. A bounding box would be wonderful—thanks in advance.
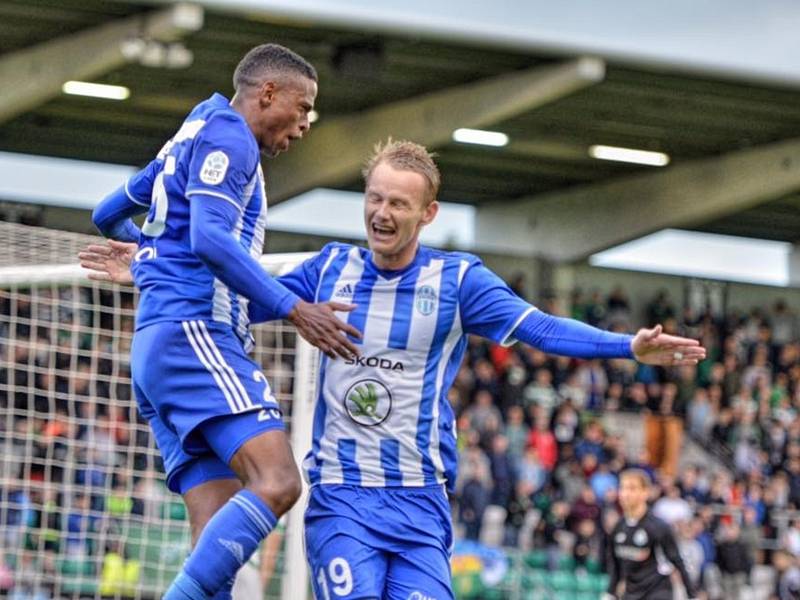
[82,140,705,600]
[88,44,360,600]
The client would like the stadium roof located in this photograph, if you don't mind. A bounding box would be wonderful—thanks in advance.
[1,0,799,255]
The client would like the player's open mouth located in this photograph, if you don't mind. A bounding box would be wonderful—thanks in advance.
[371,224,395,239]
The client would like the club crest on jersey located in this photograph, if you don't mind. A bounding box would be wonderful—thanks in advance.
[633,529,648,545]
[199,150,229,185]
[415,285,437,316]
[344,379,392,426]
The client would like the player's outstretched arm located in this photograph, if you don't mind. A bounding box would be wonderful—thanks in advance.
[78,241,136,284]
[514,311,706,366]
[629,324,705,366]
[459,262,705,365]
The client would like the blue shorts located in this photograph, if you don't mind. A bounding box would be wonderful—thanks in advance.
[131,319,285,494]
[305,484,454,600]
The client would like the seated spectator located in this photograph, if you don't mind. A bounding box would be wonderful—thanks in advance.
[568,485,601,530]
[455,444,493,541]
[575,421,606,463]
[523,368,559,415]
[527,414,557,472]
[716,522,753,600]
[572,518,602,568]
[516,446,547,501]
[488,434,516,509]
[653,483,692,525]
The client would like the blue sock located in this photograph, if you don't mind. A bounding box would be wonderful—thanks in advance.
[163,490,276,599]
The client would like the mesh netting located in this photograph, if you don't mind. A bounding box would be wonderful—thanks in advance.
[0,222,313,599]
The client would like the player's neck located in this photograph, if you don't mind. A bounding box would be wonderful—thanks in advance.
[623,504,648,523]
[230,94,260,144]
[371,243,419,272]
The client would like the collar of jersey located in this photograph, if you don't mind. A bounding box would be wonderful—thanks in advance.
[209,93,248,125]
[363,244,428,280]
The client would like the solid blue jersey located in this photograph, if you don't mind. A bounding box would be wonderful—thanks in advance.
[276,243,533,492]
[127,93,267,349]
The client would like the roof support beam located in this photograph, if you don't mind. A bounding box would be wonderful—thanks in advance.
[475,137,800,262]
[0,3,203,124]
[267,57,605,202]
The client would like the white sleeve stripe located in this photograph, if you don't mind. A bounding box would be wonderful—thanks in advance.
[500,306,537,347]
[124,181,150,207]
[186,189,244,213]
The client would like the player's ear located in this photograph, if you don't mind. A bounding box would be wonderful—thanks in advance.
[259,81,277,108]
[421,200,439,226]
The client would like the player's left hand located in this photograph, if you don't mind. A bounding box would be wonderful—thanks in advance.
[78,240,137,284]
[631,324,706,366]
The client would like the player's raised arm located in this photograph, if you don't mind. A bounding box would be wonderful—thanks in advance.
[91,158,162,243]
[459,262,705,365]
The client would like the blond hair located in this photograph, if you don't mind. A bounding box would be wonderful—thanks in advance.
[620,468,652,489]
[362,139,440,205]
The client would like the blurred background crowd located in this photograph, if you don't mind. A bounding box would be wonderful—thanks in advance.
[3,280,800,599]
[451,282,800,600]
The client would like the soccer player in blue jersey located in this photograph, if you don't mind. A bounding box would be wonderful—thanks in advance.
[83,140,705,600]
[87,44,362,600]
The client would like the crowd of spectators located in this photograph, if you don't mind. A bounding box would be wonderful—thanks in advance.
[3,277,800,598]
[452,284,800,599]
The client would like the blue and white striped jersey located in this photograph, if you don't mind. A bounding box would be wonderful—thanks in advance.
[278,242,534,491]
[127,94,267,350]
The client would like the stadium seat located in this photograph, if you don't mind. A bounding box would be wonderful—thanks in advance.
[523,549,548,569]
[592,573,610,594]
[58,557,97,596]
[557,554,576,571]
[520,567,547,596]
[584,556,603,573]
[547,570,577,593]
[575,572,594,593]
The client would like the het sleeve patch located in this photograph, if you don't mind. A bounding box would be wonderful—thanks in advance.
[199,150,230,185]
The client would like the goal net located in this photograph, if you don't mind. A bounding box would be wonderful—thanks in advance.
[0,221,317,600]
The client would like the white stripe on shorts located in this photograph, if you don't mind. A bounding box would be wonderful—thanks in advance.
[182,320,245,413]
[195,321,253,411]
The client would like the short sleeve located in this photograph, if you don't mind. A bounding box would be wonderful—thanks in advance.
[124,158,163,207]
[459,262,535,345]
[185,114,258,212]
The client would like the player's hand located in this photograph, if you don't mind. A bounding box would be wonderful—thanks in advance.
[631,324,706,366]
[600,594,617,600]
[78,240,137,285]
[288,300,362,360]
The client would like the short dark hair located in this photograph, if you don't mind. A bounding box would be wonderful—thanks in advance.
[233,43,317,90]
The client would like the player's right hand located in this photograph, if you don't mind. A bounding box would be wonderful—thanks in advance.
[288,300,362,360]
[78,240,137,285]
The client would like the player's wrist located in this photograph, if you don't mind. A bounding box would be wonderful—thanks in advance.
[279,293,302,321]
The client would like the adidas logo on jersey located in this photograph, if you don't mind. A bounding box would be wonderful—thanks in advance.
[335,284,354,298]
[217,538,244,563]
